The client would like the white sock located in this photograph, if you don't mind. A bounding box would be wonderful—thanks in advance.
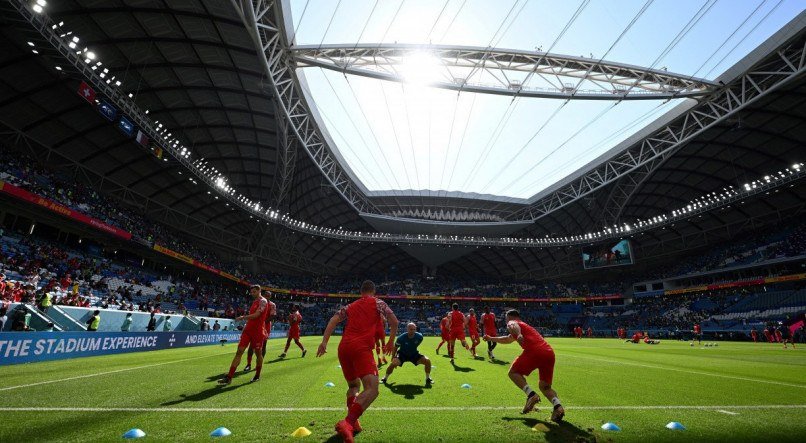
[522,385,535,397]
[551,397,562,407]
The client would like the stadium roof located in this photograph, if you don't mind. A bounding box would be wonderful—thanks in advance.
[0,0,804,276]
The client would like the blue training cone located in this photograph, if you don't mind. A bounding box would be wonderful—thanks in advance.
[460,383,472,389]
[122,428,146,439]
[210,427,232,437]
[666,422,686,431]
[324,381,336,387]
[601,422,621,432]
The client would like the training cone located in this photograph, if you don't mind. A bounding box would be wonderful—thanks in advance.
[122,428,146,439]
[601,422,621,432]
[666,422,686,431]
[460,383,472,389]
[324,382,336,387]
[291,427,312,438]
[210,427,232,437]
[336,365,341,369]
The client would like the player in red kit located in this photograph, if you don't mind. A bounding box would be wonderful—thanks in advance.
[218,285,268,385]
[374,316,388,366]
[693,323,702,344]
[750,328,758,343]
[763,327,773,343]
[436,313,450,354]
[467,308,481,358]
[447,303,470,363]
[481,307,498,360]
[484,309,564,421]
[318,280,399,443]
[280,305,306,358]
[617,327,626,340]
[586,327,593,338]
[774,327,783,343]
[245,290,276,372]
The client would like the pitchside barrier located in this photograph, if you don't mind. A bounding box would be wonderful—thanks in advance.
[0,330,241,366]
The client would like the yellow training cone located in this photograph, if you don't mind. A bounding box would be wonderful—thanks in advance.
[291,427,312,438]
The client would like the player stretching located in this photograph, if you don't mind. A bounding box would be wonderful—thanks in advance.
[381,322,434,386]
[447,303,470,363]
[375,316,388,366]
[436,312,450,354]
[484,309,564,421]
[317,280,399,443]
[245,290,276,372]
[218,285,268,385]
[481,307,498,360]
[280,304,306,358]
[467,308,481,358]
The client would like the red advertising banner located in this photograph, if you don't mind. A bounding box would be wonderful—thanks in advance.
[263,286,623,304]
[0,180,132,241]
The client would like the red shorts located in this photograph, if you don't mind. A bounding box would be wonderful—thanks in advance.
[469,330,479,340]
[287,327,300,340]
[338,343,378,381]
[440,330,450,341]
[450,329,465,341]
[511,349,555,384]
[484,329,497,338]
[239,328,266,350]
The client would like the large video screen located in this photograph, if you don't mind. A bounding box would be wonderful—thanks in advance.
[582,239,634,269]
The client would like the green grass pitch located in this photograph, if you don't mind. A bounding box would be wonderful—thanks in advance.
[0,337,804,442]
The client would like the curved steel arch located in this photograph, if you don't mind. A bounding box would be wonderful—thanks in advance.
[291,44,719,101]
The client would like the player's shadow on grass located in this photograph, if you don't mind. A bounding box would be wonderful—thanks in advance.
[450,360,475,372]
[502,417,595,443]
[489,358,509,365]
[383,382,430,399]
[163,377,247,405]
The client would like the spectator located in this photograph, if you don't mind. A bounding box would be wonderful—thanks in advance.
[38,291,52,314]
[163,315,172,332]
[0,303,8,331]
[213,320,220,331]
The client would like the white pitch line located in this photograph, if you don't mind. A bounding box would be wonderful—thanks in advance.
[0,405,802,413]
[717,410,739,415]
[0,351,229,392]
[561,353,806,389]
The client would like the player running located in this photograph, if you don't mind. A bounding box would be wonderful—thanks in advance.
[467,308,481,358]
[218,285,268,385]
[280,304,306,358]
[436,312,450,354]
[375,316,388,366]
[244,290,276,372]
[481,307,498,360]
[317,280,399,443]
[750,327,758,343]
[447,303,470,363]
[693,323,702,344]
[483,309,564,421]
[381,322,433,386]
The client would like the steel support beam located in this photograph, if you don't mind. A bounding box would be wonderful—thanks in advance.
[291,44,717,100]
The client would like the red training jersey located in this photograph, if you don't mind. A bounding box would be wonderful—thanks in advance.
[467,315,478,334]
[439,317,449,333]
[693,324,701,334]
[337,295,393,349]
[450,310,465,332]
[510,320,552,353]
[288,311,301,333]
[481,313,496,335]
[265,301,277,327]
[244,296,269,334]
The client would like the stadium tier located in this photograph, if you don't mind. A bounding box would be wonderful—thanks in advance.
[1,2,805,442]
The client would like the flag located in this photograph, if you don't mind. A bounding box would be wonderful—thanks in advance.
[135,130,149,147]
[118,116,134,137]
[97,100,117,121]
[77,81,95,103]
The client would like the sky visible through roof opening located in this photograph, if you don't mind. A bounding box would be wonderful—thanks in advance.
[289,0,804,200]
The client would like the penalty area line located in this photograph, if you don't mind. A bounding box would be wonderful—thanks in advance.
[0,405,803,413]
